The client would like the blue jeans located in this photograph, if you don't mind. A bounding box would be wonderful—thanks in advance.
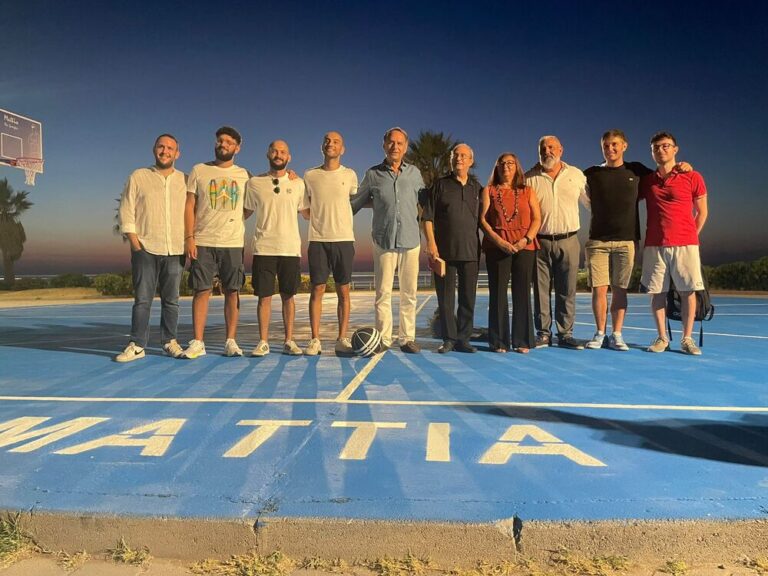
[130,249,184,347]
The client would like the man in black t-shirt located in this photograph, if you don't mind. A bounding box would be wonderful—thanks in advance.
[583,130,651,351]
[422,143,483,353]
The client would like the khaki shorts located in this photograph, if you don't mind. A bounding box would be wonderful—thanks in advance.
[640,245,704,294]
[585,240,635,289]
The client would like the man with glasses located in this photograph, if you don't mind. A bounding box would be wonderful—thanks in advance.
[640,132,708,355]
[244,140,306,357]
[351,127,426,353]
[301,132,358,356]
[422,143,483,353]
[526,135,589,350]
[183,126,250,359]
[116,134,187,362]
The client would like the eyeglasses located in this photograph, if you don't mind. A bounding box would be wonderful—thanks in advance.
[497,161,516,167]
[272,178,280,194]
[651,143,675,151]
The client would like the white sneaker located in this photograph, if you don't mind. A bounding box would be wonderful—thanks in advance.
[163,339,184,358]
[224,338,243,357]
[251,340,270,357]
[304,338,322,356]
[182,339,206,359]
[115,342,145,363]
[608,333,629,351]
[283,340,303,356]
[585,332,606,350]
[334,337,353,356]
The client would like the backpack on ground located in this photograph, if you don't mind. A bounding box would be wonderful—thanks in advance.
[666,280,715,346]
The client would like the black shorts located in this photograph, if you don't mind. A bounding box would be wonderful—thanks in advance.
[308,241,354,285]
[188,246,244,292]
[252,255,301,297]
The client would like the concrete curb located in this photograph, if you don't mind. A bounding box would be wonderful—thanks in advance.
[11,511,768,566]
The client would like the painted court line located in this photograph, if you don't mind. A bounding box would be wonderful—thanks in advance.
[1,395,767,412]
[335,295,434,402]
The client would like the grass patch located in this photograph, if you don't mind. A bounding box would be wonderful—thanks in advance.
[56,550,90,572]
[357,552,436,576]
[189,550,295,576]
[107,537,151,567]
[549,548,630,576]
[299,556,349,572]
[449,559,522,576]
[0,512,36,568]
[659,560,689,576]
[743,557,768,574]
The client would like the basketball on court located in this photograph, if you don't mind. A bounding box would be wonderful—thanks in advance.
[351,327,383,357]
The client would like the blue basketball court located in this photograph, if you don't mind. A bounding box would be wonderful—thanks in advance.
[0,292,766,523]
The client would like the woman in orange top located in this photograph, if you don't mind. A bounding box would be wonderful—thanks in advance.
[480,153,541,353]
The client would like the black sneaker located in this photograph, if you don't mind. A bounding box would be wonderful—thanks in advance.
[437,341,454,354]
[454,341,477,353]
[557,335,585,350]
[534,334,551,348]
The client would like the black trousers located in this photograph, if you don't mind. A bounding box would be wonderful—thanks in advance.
[486,249,535,349]
[434,259,479,344]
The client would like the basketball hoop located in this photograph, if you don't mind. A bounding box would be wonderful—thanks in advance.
[14,157,44,186]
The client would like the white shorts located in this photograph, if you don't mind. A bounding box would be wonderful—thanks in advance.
[640,245,704,294]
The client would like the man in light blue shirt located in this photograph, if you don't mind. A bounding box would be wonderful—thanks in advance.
[352,127,425,353]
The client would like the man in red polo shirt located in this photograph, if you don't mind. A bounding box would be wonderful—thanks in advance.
[639,132,708,355]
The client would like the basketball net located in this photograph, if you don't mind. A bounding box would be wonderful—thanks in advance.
[15,158,44,186]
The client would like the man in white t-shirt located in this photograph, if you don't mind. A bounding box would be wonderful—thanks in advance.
[182,126,250,359]
[300,131,358,356]
[244,140,306,357]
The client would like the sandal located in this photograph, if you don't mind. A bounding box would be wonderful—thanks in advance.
[513,347,530,354]
[491,347,507,353]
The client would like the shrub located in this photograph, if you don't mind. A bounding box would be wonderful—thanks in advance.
[93,272,133,296]
[0,277,50,291]
[49,273,92,288]
[179,271,193,297]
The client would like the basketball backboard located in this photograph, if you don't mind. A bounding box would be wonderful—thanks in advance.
[1,108,44,185]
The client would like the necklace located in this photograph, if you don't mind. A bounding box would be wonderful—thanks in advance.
[495,186,519,222]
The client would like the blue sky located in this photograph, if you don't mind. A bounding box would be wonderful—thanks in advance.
[3,0,767,274]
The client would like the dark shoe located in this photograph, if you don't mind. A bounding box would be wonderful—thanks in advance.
[534,334,551,348]
[454,341,477,353]
[437,341,454,354]
[557,335,585,350]
[400,341,421,354]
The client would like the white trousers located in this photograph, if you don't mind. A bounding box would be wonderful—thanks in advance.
[373,244,420,346]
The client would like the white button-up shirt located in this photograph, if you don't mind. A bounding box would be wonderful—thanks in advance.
[525,161,588,235]
[119,166,187,256]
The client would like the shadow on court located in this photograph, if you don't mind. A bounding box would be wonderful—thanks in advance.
[460,405,768,468]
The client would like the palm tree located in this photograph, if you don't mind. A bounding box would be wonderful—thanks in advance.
[0,178,33,288]
[405,131,458,188]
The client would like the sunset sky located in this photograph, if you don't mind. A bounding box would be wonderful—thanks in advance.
[3,0,767,275]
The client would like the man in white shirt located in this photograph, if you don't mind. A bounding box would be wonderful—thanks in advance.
[183,126,250,359]
[116,134,187,362]
[301,132,358,356]
[525,135,589,350]
[244,140,306,357]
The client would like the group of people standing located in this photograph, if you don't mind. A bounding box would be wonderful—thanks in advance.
[115,125,708,363]
[427,130,707,357]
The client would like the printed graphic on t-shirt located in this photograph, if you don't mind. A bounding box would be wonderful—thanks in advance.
[208,178,240,210]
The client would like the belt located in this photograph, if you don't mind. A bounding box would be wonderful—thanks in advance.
[537,231,577,241]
